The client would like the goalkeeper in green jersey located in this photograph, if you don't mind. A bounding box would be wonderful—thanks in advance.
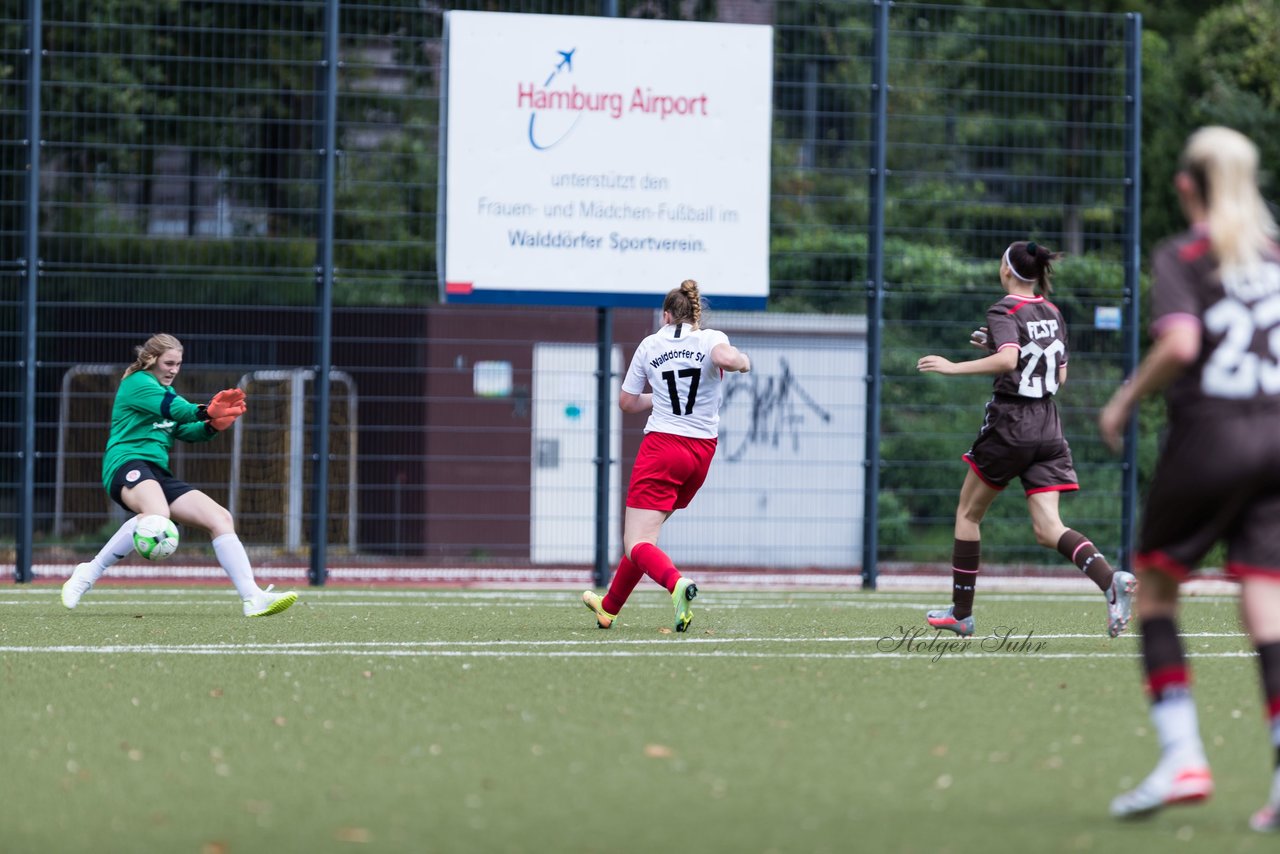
[61,333,297,617]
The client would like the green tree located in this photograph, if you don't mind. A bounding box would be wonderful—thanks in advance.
[0,1,180,246]
[1139,29,1192,251]
[1190,0,1280,198]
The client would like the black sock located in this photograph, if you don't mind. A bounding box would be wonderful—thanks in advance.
[1141,616,1188,702]
[951,539,980,619]
[1257,642,1280,767]
[1056,529,1115,592]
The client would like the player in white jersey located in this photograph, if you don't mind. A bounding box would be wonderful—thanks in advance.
[582,279,751,632]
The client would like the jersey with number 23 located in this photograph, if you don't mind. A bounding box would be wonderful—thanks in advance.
[623,323,730,440]
[1152,229,1280,418]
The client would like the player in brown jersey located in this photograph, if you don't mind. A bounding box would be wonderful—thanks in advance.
[917,241,1136,638]
[1100,127,1280,827]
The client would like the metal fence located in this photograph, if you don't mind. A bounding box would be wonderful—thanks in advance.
[1,0,1140,585]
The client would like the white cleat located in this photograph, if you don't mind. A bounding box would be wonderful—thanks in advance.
[1111,757,1213,819]
[61,563,96,609]
[1252,804,1280,832]
[1250,769,1280,832]
[925,606,975,637]
[1106,570,1138,638]
[243,584,298,617]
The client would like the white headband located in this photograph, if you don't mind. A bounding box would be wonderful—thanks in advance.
[1003,246,1036,283]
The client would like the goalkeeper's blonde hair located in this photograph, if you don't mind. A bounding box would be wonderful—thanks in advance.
[1181,127,1278,270]
[124,333,183,377]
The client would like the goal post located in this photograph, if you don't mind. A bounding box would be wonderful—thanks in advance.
[228,368,358,555]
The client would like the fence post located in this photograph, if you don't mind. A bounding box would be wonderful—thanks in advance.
[592,0,620,589]
[310,0,340,586]
[594,308,613,587]
[861,0,890,590]
[1119,13,1142,573]
[16,0,43,584]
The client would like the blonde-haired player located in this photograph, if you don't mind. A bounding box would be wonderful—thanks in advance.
[1101,127,1280,826]
[61,333,297,617]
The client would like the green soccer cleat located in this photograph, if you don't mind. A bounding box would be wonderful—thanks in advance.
[581,590,615,629]
[243,584,298,617]
[672,577,697,633]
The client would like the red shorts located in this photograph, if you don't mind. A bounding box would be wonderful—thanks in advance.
[626,431,718,511]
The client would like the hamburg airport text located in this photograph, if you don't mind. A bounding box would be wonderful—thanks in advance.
[493,83,718,255]
[518,84,708,120]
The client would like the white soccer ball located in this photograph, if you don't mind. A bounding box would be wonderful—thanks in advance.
[133,514,179,561]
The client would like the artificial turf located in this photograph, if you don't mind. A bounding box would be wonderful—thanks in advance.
[0,585,1273,853]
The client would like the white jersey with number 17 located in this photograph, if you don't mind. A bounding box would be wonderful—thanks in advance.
[622,323,730,440]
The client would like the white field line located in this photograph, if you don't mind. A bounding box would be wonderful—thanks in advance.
[0,643,1258,662]
[26,565,1243,596]
[3,599,1241,612]
[3,586,1241,604]
[0,628,1255,660]
[0,631,1252,649]
[0,588,1243,606]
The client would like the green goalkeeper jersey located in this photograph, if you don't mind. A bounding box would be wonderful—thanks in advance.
[101,370,217,490]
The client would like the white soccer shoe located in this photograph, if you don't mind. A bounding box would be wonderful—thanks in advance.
[1106,570,1138,638]
[1111,755,1213,819]
[1250,768,1280,832]
[61,563,96,610]
[243,584,298,617]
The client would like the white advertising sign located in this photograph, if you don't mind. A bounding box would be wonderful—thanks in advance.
[440,11,773,308]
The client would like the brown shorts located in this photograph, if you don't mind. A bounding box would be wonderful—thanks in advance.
[626,431,718,511]
[962,396,1078,495]
[1137,411,1280,580]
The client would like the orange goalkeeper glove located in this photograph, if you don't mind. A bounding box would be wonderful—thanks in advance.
[204,388,246,422]
[209,403,246,431]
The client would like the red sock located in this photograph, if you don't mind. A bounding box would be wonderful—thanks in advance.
[630,542,680,593]
[602,556,642,615]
